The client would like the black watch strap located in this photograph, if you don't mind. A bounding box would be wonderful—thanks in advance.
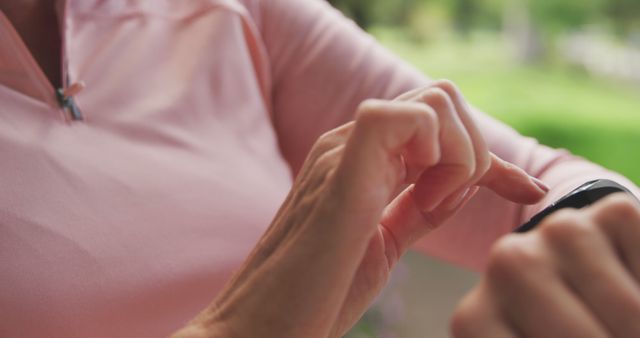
[515,179,638,233]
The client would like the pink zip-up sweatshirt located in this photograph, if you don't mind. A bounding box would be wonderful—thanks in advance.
[0,0,637,337]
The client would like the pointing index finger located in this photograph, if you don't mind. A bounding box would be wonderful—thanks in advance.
[478,153,549,204]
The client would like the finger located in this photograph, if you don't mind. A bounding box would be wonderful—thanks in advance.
[451,282,518,338]
[379,184,479,263]
[409,88,477,212]
[539,207,640,337]
[393,83,433,102]
[399,82,547,207]
[379,147,547,260]
[264,100,440,328]
[487,234,610,338]
[478,153,549,204]
[588,193,640,282]
[381,156,547,259]
[330,99,440,239]
[397,81,490,202]
[431,80,490,185]
[371,153,548,264]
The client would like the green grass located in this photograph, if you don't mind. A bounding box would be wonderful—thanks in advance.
[372,28,640,184]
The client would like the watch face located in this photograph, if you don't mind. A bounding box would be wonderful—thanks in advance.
[515,179,637,233]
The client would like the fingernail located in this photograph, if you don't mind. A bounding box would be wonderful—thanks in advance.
[449,189,469,209]
[448,186,479,211]
[442,187,472,211]
[530,177,550,193]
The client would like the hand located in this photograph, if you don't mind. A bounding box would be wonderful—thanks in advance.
[451,193,640,338]
[174,80,548,338]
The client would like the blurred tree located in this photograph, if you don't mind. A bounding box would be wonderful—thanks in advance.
[607,0,640,35]
[503,0,545,63]
[502,0,611,63]
[327,0,415,29]
[328,0,373,29]
[452,0,476,36]
[329,0,640,46]
[529,0,605,33]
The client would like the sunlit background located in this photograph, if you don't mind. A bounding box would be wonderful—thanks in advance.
[328,0,640,337]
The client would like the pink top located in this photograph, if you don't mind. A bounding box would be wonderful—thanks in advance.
[0,0,637,336]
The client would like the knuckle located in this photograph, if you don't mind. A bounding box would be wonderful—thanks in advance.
[356,99,385,120]
[413,103,438,127]
[452,162,476,182]
[422,87,453,111]
[464,163,476,180]
[433,79,460,96]
[487,235,542,282]
[313,130,336,150]
[314,146,342,170]
[540,209,594,244]
[316,128,334,144]
[356,100,439,137]
[308,131,341,163]
[450,299,478,338]
[476,153,491,177]
[355,101,389,130]
[598,193,640,220]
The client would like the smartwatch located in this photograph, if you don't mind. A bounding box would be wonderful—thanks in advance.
[515,179,639,233]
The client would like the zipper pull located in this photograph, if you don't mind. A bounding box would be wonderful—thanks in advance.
[56,81,85,121]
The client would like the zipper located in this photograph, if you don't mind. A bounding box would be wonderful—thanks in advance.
[56,90,84,121]
[56,82,85,121]
[57,0,84,121]
[0,5,84,122]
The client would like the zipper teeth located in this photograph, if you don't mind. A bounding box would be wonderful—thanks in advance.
[60,0,76,121]
[59,0,83,122]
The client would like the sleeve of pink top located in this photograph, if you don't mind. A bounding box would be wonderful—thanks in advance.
[243,0,640,270]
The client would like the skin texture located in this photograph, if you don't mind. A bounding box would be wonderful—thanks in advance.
[9,3,636,336]
[451,193,640,338]
[172,81,549,338]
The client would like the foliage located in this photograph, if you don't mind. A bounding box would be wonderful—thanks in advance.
[372,28,640,185]
[528,0,607,33]
[327,0,415,29]
[328,0,640,37]
[607,0,640,34]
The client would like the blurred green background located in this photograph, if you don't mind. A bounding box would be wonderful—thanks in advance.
[331,0,640,185]
[330,0,639,337]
